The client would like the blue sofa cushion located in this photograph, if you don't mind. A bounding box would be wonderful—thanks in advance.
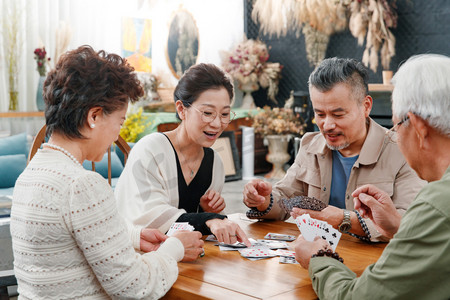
[82,151,124,179]
[0,133,28,158]
[0,154,27,188]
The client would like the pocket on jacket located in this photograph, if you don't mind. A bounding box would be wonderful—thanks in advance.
[296,166,321,188]
[357,182,394,197]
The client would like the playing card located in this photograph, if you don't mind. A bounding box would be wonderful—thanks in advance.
[279,256,299,264]
[257,239,288,249]
[279,195,327,213]
[239,248,277,259]
[264,233,296,241]
[272,249,296,257]
[294,215,342,250]
[217,241,247,248]
[166,222,194,236]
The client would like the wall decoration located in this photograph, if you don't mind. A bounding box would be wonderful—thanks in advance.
[211,131,242,182]
[165,8,199,79]
[122,17,152,72]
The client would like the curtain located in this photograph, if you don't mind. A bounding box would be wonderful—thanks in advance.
[0,0,126,112]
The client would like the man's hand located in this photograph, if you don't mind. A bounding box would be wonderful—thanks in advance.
[171,231,205,262]
[140,228,168,252]
[291,205,343,228]
[352,184,401,238]
[200,190,226,213]
[206,218,251,247]
[293,235,329,269]
[243,179,272,211]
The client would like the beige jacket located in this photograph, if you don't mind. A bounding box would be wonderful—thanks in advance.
[260,118,426,241]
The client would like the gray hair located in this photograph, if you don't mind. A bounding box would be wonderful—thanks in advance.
[308,57,369,103]
[391,54,450,137]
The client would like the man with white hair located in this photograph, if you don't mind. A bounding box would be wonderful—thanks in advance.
[293,54,450,299]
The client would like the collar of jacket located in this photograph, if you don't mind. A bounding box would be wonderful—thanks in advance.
[304,118,389,166]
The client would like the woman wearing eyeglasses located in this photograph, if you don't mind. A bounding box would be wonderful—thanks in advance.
[115,63,250,246]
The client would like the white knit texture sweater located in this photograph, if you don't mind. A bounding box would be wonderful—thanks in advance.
[10,149,183,299]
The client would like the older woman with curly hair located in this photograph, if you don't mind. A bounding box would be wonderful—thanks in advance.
[10,45,203,300]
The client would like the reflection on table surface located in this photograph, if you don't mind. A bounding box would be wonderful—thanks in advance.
[162,213,386,300]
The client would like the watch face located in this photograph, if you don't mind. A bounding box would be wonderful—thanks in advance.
[339,223,351,233]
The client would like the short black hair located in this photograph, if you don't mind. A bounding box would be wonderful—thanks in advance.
[308,57,369,102]
[44,45,143,138]
[173,63,234,119]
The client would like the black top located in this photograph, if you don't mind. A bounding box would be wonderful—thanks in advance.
[162,133,226,234]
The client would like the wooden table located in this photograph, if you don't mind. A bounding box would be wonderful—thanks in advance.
[162,213,386,300]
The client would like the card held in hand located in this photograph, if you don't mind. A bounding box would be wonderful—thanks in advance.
[279,195,327,213]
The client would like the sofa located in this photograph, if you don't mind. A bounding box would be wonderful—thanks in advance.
[0,133,128,199]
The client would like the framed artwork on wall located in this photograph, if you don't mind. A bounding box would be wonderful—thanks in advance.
[122,17,152,72]
[165,8,199,79]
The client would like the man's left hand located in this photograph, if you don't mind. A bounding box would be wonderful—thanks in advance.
[291,205,343,228]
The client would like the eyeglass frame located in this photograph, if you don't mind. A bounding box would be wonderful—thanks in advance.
[385,115,410,142]
[181,101,236,124]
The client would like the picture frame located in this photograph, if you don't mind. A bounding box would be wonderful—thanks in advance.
[165,8,199,79]
[211,131,242,182]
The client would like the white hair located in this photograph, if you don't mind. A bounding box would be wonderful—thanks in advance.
[391,54,450,137]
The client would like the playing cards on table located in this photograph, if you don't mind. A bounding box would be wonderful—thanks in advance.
[279,195,327,213]
[295,214,342,251]
[166,222,194,236]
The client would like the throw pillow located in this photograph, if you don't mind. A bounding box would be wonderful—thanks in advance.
[0,133,28,157]
[82,152,124,179]
[0,154,27,188]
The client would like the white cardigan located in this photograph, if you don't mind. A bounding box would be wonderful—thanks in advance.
[11,149,184,300]
[115,132,225,234]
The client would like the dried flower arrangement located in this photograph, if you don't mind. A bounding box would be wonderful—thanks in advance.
[34,48,51,76]
[251,0,398,71]
[119,107,150,143]
[251,106,306,137]
[222,38,282,102]
[3,2,22,110]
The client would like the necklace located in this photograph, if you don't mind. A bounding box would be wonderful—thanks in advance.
[175,131,200,179]
[43,143,82,167]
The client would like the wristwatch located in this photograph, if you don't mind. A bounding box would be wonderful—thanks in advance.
[338,210,352,233]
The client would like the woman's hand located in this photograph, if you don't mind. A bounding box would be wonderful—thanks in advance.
[200,190,226,213]
[171,231,205,262]
[293,235,329,269]
[205,218,251,247]
[140,228,168,252]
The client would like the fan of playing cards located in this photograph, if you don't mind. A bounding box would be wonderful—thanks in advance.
[279,195,327,213]
[295,214,341,251]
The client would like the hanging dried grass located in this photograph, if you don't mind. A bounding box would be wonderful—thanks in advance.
[54,21,72,66]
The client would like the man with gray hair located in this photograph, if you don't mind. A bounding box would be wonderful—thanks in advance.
[294,54,450,299]
[243,57,425,242]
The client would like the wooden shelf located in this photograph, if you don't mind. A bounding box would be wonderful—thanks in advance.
[368,84,394,92]
[0,111,44,118]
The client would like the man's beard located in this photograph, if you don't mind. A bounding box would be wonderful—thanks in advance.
[326,142,350,151]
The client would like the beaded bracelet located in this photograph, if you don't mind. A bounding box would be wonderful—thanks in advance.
[246,193,274,218]
[311,249,344,263]
[348,210,372,242]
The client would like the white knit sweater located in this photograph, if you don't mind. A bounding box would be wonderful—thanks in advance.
[10,149,184,299]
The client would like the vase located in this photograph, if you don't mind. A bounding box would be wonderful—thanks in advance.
[239,80,258,109]
[9,91,18,111]
[36,76,46,111]
[264,135,291,180]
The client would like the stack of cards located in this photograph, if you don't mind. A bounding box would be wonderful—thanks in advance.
[279,195,327,213]
[295,214,341,251]
[166,222,194,236]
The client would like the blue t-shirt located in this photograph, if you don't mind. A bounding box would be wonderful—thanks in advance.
[329,151,359,208]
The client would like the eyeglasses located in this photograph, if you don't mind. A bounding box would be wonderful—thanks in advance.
[386,115,409,142]
[185,104,236,124]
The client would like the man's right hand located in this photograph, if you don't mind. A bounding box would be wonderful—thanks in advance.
[352,184,402,239]
[243,179,272,211]
[171,231,204,262]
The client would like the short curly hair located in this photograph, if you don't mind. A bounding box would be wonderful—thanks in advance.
[43,45,144,139]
